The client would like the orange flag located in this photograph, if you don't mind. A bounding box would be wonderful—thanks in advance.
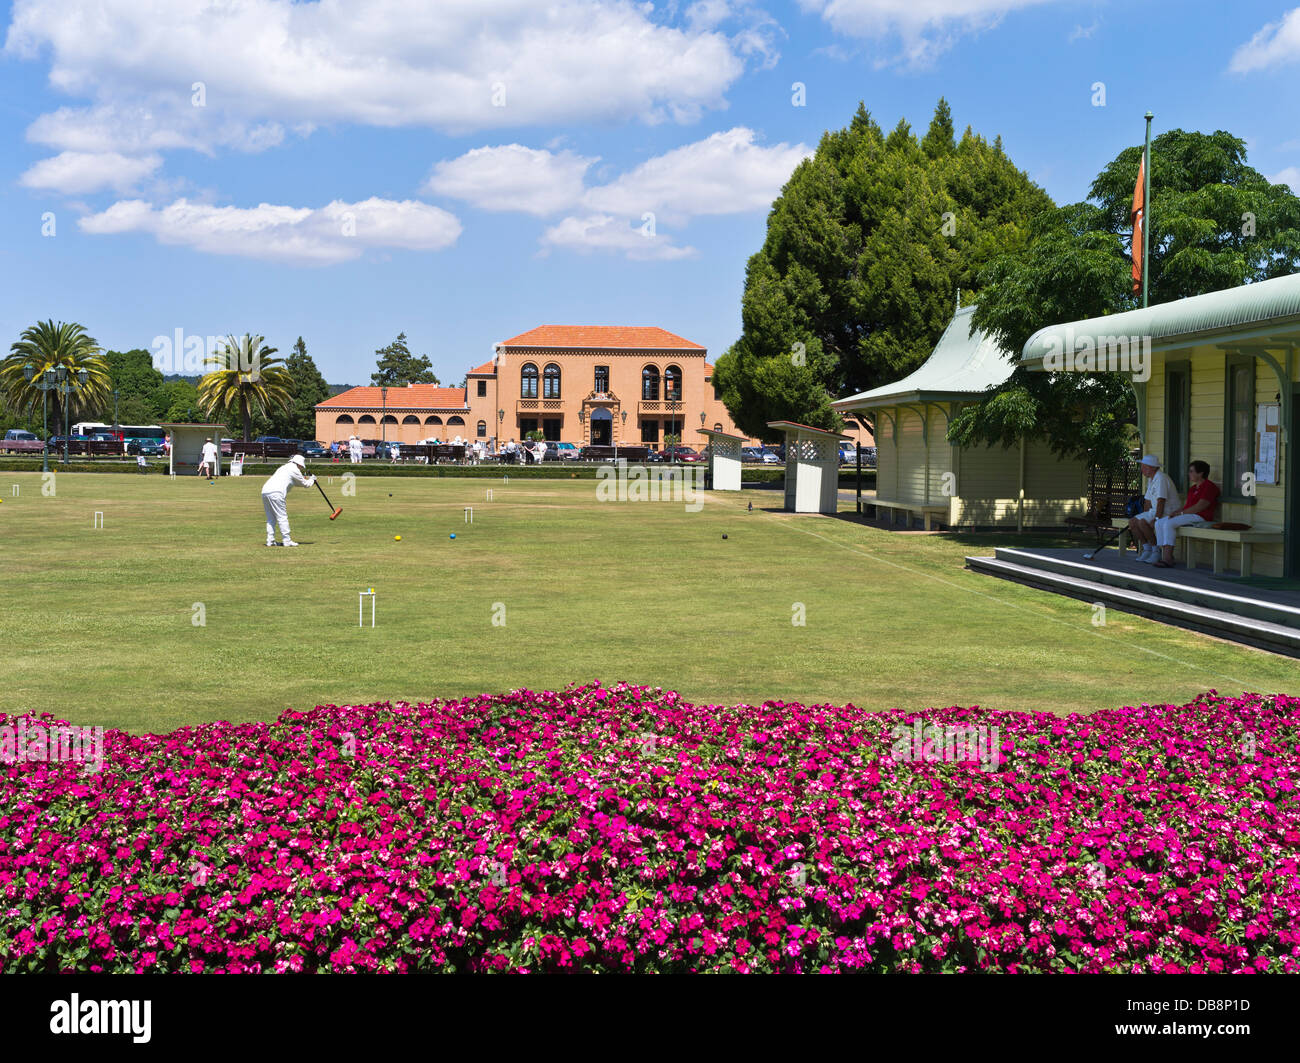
[1130,155,1145,294]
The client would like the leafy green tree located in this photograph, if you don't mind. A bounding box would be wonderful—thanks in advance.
[102,349,166,418]
[1,320,111,433]
[198,334,292,441]
[157,379,203,423]
[371,333,438,387]
[273,337,330,440]
[713,99,1053,439]
[958,129,1300,466]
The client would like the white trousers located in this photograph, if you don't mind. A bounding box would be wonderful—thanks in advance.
[262,491,290,542]
[1155,512,1206,547]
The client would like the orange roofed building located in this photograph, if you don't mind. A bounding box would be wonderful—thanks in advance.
[315,326,759,450]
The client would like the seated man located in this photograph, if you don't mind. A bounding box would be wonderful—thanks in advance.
[1154,460,1219,568]
[1127,454,1180,564]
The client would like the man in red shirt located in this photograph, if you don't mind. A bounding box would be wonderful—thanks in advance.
[1154,460,1219,568]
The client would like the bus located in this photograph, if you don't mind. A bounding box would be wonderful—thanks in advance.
[72,422,166,443]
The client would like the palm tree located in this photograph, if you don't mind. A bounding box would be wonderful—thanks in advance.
[198,334,293,441]
[1,320,111,434]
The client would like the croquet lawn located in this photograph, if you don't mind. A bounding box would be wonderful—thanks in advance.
[0,470,1293,733]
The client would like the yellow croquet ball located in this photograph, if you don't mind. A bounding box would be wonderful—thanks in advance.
[394,534,402,541]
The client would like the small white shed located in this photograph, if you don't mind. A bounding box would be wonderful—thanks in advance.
[697,428,745,491]
[767,421,849,514]
[162,422,228,476]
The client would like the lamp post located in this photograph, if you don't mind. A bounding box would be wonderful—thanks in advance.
[113,388,121,456]
[55,366,89,465]
[23,364,58,474]
[618,409,627,460]
[578,408,586,447]
[380,386,388,444]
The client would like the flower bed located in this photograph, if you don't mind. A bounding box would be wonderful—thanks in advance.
[2,685,1297,973]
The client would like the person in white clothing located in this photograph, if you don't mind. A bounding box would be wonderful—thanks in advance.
[261,454,315,547]
[1127,454,1181,563]
[198,437,220,479]
[348,434,362,463]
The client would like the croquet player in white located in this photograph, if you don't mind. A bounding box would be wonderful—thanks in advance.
[198,437,220,479]
[261,454,315,547]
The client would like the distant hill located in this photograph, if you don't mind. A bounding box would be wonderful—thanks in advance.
[163,374,358,395]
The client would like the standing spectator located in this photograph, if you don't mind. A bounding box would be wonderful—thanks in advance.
[348,435,362,463]
[1154,461,1219,568]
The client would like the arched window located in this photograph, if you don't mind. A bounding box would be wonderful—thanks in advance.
[713,422,723,432]
[642,365,660,401]
[402,415,420,425]
[447,415,465,426]
[335,414,354,425]
[521,363,538,399]
[543,363,561,399]
[358,414,376,425]
[664,365,682,402]
[425,415,443,426]
[476,420,487,438]
[381,415,398,425]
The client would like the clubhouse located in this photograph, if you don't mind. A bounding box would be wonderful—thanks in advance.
[317,326,757,449]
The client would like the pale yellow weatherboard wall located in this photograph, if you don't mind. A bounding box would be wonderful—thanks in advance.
[1144,343,1292,578]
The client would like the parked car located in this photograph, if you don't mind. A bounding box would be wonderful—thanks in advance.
[131,440,166,456]
[659,445,703,463]
[1,429,44,453]
[299,441,327,459]
[838,443,857,464]
[740,446,765,463]
[643,448,665,462]
[220,438,236,456]
[550,442,580,461]
[358,439,381,459]
[254,435,285,444]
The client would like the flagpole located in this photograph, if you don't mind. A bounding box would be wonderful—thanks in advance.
[1142,111,1152,308]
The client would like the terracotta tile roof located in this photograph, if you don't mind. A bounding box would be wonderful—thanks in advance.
[467,360,496,375]
[500,325,704,350]
[316,385,467,410]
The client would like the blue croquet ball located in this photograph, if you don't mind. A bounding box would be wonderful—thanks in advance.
[722,534,728,539]
[450,533,456,539]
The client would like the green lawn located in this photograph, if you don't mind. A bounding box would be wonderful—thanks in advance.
[0,470,1292,733]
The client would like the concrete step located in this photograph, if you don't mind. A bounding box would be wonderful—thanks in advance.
[966,554,1300,658]
[992,547,1300,630]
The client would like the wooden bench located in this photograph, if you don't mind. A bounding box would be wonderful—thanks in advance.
[872,498,948,531]
[1111,517,1284,577]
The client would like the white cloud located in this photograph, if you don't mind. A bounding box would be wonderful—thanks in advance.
[19,150,162,194]
[540,214,696,260]
[1230,8,1300,73]
[431,128,809,223]
[583,128,811,224]
[5,0,751,163]
[425,145,597,216]
[1269,166,1300,192]
[796,0,1059,67]
[77,196,462,265]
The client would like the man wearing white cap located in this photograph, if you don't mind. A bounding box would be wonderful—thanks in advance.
[261,454,315,547]
[348,434,362,464]
[1127,454,1180,563]
[198,437,220,480]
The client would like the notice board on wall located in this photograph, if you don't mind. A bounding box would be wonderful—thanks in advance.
[1255,403,1279,486]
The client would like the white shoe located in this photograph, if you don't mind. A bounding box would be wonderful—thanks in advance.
[283,540,300,547]
[1138,546,1157,563]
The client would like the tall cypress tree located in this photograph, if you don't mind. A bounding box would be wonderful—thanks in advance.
[713,99,1052,439]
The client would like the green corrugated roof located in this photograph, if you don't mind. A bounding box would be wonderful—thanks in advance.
[1022,271,1300,362]
[832,306,1013,410]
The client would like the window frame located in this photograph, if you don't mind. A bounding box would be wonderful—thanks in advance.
[521,362,539,399]
[1221,353,1256,505]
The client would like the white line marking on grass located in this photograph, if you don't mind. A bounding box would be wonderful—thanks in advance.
[742,501,1252,688]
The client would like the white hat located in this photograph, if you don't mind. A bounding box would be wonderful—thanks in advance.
[290,454,306,468]
[1140,454,1160,468]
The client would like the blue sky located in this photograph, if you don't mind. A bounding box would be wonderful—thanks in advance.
[2,0,1299,385]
